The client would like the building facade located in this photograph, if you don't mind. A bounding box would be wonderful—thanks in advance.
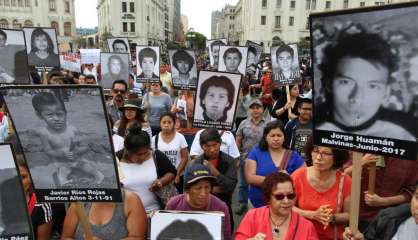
[0,0,76,47]
[97,0,181,47]
[213,0,414,52]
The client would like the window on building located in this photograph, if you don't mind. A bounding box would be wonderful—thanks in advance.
[312,0,316,10]
[51,21,59,35]
[261,15,266,25]
[289,16,294,26]
[12,20,21,29]
[0,19,8,28]
[375,1,385,5]
[122,2,127,13]
[130,22,135,32]
[306,17,309,29]
[306,0,310,10]
[64,22,71,36]
[130,2,134,12]
[325,1,331,9]
[18,0,23,7]
[49,0,56,11]
[123,22,128,32]
[276,0,281,8]
[290,1,296,9]
[360,2,365,7]
[343,0,349,9]
[25,0,29,7]
[65,1,70,13]
[262,0,267,8]
[24,20,33,27]
[4,0,10,7]
[275,16,281,27]
[11,0,16,7]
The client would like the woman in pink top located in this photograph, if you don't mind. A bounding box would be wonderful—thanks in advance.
[235,172,318,240]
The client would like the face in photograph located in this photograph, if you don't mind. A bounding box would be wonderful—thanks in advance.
[0,30,6,48]
[210,40,225,66]
[332,57,389,126]
[199,75,235,122]
[247,49,257,67]
[109,56,122,75]
[223,48,242,73]
[138,47,157,78]
[276,47,294,73]
[112,39,128,53]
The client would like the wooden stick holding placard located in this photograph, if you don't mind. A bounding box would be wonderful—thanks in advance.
[75,202,93,240]
[42,71,49,85]
[368,164,376,195]
[285,85,292,116]
[349,151,363,234]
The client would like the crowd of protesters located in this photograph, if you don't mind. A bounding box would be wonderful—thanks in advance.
[0,46,417,240]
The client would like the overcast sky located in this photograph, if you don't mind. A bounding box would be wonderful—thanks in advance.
[75,0,239,38]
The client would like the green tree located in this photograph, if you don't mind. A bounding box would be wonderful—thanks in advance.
[185,31,207,50]
[167,41,181,49]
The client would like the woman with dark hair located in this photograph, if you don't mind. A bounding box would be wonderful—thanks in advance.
[245,120,305,208]
[235,172,318,239]
[199,75,236,122]
[27,28,59,67]
[137,47,159,80]
[113,99,151,138]
[271,84,301,124]
[172,50,197,86]
[118,124,176,214]
[291,146,351,240]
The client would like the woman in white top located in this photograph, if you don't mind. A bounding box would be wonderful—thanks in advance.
[119,124,177,214]
[152,112,189,193]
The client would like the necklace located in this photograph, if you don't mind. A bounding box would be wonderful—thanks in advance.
[269,209,289,238]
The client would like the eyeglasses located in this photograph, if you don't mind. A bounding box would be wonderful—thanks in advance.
[311,149,334,158]
[113,89,126,94]
[272,193,296,201]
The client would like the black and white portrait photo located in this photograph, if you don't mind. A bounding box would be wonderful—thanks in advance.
[193,71,242,130]
[312,2,418,159]
[168,49,197,90]
[100,53,129,89]
[271,43,300,85]
[1,86,122,202]
[107,37,129,53]
[0,29,30,84]
[0,144,32,239]
[136,46,160,83]
[206,38,227,68]
[22,27,60,71]
[150,211,224,240]
[218,45,248,75]
[246,41,263,75]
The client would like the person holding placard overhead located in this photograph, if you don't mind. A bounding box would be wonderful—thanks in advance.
[27,28,59,67]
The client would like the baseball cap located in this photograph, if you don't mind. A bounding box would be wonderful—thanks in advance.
[184,164,216,186]
[249,98,263,108]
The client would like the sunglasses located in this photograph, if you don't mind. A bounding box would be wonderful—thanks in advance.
[273,193,296,201]
[113,89,126,94]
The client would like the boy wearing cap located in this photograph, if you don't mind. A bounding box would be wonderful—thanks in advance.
[235,98,266,215]
[165,164,232,240]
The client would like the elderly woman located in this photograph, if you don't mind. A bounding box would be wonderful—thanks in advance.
[245,120,305,208]
[118,124,177,214]
[165,164,232,240]
[198,75,236,122]
[235,172,318,239]
[27,28,59,67]
[291,146,351,240]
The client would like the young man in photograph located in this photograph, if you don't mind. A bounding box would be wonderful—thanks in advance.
[171,50,197,86]
[112,39,128,53]
[316,31,416,140]
[284,98,313,159]
[273,45,300,82]
[234,99,267,215]
[210,40,226,68]
[222,47,242,74]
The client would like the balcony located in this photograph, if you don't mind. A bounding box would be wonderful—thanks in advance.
[272,24,282,31]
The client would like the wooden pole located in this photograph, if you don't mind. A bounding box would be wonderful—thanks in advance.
[368,164,376,195]
[349,151,362,233]
[285,85,292,116]
[74,202,93,240]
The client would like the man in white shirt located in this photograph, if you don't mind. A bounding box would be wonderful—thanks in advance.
[190,129,240,160]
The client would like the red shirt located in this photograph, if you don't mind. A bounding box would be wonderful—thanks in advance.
[260,73,273,105]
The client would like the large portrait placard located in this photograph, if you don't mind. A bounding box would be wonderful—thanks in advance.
[245,41,263,76]
[192,70,242,131]
[271,43,301,86]
[100,52,129,89]
[136,46,160,83]
[0,144,33,240]
[0,28,30,84]
[22,27,60,72]
[206,38,227,68]
[1,86,122,202]
[311,2,418,160]
[106,37,131,63]
[168,49,198,90]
